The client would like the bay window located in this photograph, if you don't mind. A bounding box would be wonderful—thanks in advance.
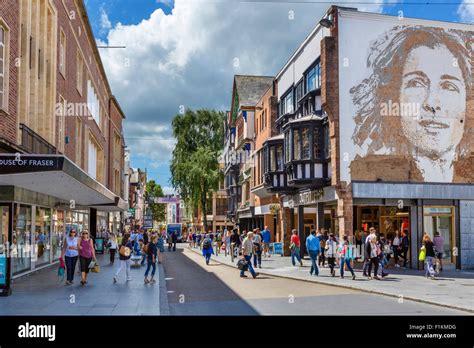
[313,127,321,159]
[276,145,283,170]
[302,128,310,159]
[293,129,301,160]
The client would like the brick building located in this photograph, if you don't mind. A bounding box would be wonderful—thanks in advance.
[0,0,128,291]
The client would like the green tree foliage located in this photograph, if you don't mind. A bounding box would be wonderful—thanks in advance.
[170,109,224,230]
[145,180,166,223]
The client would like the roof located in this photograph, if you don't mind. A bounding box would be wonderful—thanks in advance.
[234,75,274,108]
[267,134,284,141]
[288,114,324,124]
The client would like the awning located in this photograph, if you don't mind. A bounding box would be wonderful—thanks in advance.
[0,154,126,211]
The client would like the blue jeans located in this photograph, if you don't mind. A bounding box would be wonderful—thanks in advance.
[65,255,78,282]
[253,250,262,267]
[340,257,354,277]
[240,255,256,278]
[291,247,301,266]
[308,250,319,275]
[205,253,211,264]
[425,256,435,277]
[144,258,156,277]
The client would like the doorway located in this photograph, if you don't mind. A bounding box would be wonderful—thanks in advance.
[423,206,456,267]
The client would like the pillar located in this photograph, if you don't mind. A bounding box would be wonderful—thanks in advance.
[298,205,305,257]
[316,202,324,231]
[90,208,97,239]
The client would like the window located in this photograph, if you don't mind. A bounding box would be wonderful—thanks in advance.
[87,78,100,125]
[76,118,82,167]
[88,137,98,179]
[76,51,83,94]
[324,125,330,159]
[306,62,320,93]
[313,127,321,159]
[276,145,283,170]
[0,26,5,109]
[270,147,276,171]
[302,128,310,159]
[293,129,300,160]
[296,80,303,101]
[283,91,293,115]
[285,131,290,163]
[59,30,66,77]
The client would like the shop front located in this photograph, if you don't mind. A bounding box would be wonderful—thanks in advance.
[0,154,126,295]
[352,182,471,270]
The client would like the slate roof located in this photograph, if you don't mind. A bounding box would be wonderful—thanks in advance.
[234,75,274,108]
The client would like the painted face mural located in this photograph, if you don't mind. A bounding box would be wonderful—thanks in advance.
[348,25,472,183]
[399,44,466,157]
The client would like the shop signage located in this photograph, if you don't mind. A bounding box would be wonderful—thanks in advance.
[156,197,179,204]
[143,215,153,229]
[269,204,281,214]
[290,189,325,207]
[272,242,283,256]
[0,155,64,174]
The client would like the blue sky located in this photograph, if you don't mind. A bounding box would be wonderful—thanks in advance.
[83,0,472,192]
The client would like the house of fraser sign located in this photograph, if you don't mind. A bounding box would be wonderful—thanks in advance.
[290,189,325,207]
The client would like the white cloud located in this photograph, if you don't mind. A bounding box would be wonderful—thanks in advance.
[457,0,474,23]
[100,6,112,32]
[98,0,385,168]
[161,186,176,195]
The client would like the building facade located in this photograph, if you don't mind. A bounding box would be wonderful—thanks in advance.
[0,0,128,291]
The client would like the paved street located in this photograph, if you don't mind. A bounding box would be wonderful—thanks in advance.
[0,253,165,315]
[163,244,467,315]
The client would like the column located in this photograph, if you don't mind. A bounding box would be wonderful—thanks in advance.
[298,205,305,257]
[90,208,97,239]
[316,202,324,231]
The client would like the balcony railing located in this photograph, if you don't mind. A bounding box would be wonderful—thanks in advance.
[20,123,57,154]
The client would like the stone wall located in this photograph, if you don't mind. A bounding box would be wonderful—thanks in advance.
[460,200,474,269]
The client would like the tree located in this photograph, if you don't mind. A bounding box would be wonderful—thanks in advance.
[145,180,166,224]
[170,109,224,231]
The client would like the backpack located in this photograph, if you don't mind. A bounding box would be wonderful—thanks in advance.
[320,238,326,248]
[402,236,409,248]
[203,238,211,249]
[143,243,149,254]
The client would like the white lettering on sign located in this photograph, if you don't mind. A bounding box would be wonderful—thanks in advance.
[0,159,54,166]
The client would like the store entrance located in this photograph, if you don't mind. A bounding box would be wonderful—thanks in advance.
[0,205,11,290]
[423,206,456,267]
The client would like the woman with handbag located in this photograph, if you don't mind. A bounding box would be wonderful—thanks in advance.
[60,229,79,285]
[144,235,158,284]
[290,229,303,267]
[114,233,133,283]
[77,230,96,286]
[421,234,436,280]
[325,233,338,277]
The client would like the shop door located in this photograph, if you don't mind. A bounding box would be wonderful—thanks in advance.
[423,207,456,266]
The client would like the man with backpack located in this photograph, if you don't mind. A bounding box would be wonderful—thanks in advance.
[202,234,214,265]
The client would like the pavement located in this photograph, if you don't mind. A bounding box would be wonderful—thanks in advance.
[0,253,167,315]
[164,245,467,315]
[189,244,474,313]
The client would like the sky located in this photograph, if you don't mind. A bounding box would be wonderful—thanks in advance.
[83,0,473,194]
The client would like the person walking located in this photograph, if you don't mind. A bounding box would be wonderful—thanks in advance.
[61,229,79,285]
[290,229,303,267]
[400,230,410,268]
[144,235,158,284]
[338,235,356,280]
[230,229,241,258]
[422,234,437,279]
[224,229,232,256]
[240,231,259,279]
[392,230,401,267]
[377,235,389,278]
[107,233,118,265]
[77,230,96,286]
[363,228,376,276]
[325,233,338,277]
[114,233,133,283]
[157,232,164,264]
[215,230,223,256]
[306,230,320,276]
[252,229,263,268]
[202,234,214,265]
[318,231,326,268]
[433,232,444,272]
[367,236,380,280]
[261,226,271,258]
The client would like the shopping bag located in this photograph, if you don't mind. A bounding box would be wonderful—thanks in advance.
[91,261,100,273]
[418,247,426,262]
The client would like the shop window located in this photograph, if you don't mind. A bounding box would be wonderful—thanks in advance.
[52,210,64,261]
[0,206,9,285]
[12,204,32,275]
[35,207,51,267]
[423,207,455,263]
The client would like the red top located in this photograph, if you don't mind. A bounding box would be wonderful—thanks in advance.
[291,234,300,248]
[80,239,93,259]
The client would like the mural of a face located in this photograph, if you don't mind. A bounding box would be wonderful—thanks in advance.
[399,44,466,157]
